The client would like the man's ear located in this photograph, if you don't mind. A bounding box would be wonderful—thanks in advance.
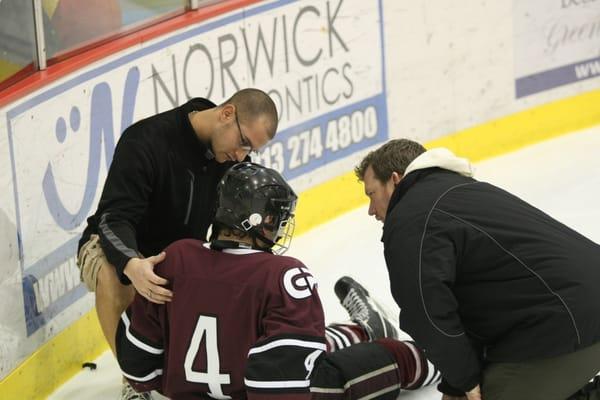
[220,104,235,121]
[391,172,403,185]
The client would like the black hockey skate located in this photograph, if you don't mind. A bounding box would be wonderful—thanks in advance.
[334,276,398,340]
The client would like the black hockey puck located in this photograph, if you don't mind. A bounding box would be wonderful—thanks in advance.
[82,362,97,370]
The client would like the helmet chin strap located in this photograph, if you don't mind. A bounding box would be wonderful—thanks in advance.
[249,227,275,252]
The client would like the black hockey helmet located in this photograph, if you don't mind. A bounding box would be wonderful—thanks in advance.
[215,162,298,254]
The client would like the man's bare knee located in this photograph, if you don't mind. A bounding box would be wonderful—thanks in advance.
[96,264,135,309]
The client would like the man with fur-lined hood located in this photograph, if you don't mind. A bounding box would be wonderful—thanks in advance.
[355,139,600,400]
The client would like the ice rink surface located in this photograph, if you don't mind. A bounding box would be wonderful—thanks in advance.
[49,125,600,399]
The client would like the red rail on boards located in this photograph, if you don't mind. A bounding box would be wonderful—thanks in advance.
[0,0,262,108]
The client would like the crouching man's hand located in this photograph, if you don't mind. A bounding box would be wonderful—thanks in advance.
[124,252,172,304]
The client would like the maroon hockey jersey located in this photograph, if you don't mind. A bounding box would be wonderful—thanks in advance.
[115,239,326,400]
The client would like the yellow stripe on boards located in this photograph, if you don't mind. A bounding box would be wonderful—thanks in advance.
[2,87,600,398]
[426,89,600,161]
[0,310,108,399]
[294,171,365,237]
[297,89,600,233]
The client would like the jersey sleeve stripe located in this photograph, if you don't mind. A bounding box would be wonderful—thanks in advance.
[248,338,326,355]
[122,368,164,382]
[121,312,164,354]
[244,378,311,389]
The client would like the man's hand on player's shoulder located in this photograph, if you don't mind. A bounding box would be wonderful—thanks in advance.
[124,253,173,304]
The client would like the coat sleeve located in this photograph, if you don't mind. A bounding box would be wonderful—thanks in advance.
[245,264,326,400]
[384,214,481,392]
[97,130,156,283]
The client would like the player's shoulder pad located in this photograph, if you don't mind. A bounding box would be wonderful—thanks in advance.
[164,238,203,253]
[156,239,203,273]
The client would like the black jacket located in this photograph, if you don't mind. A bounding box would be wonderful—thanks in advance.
[79,98,235,283]
[383,167,600,392]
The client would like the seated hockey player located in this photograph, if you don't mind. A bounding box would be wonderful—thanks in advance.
[115,162,440,399]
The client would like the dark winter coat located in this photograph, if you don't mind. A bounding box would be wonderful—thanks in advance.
[79,98,235,283]
[383,164,600,392]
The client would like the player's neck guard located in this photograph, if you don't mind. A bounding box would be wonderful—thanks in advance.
[209,240,272,253]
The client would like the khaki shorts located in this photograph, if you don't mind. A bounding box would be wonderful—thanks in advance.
[76,234,110,292]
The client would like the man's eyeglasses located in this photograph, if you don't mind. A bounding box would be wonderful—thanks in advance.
[235,109,256,155]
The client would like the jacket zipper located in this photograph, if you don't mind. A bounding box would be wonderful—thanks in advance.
[184,169,195,225]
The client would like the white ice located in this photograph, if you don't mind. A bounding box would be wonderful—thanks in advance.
[49,125,600,399]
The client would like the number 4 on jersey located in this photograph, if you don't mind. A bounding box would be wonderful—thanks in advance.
[184,315,232,399]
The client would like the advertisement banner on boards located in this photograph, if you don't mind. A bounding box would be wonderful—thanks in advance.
[5,0,387,337]
[514,0,600,98]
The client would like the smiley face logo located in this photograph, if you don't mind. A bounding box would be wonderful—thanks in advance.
[42,67,140,230]
[55,106,80,143]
